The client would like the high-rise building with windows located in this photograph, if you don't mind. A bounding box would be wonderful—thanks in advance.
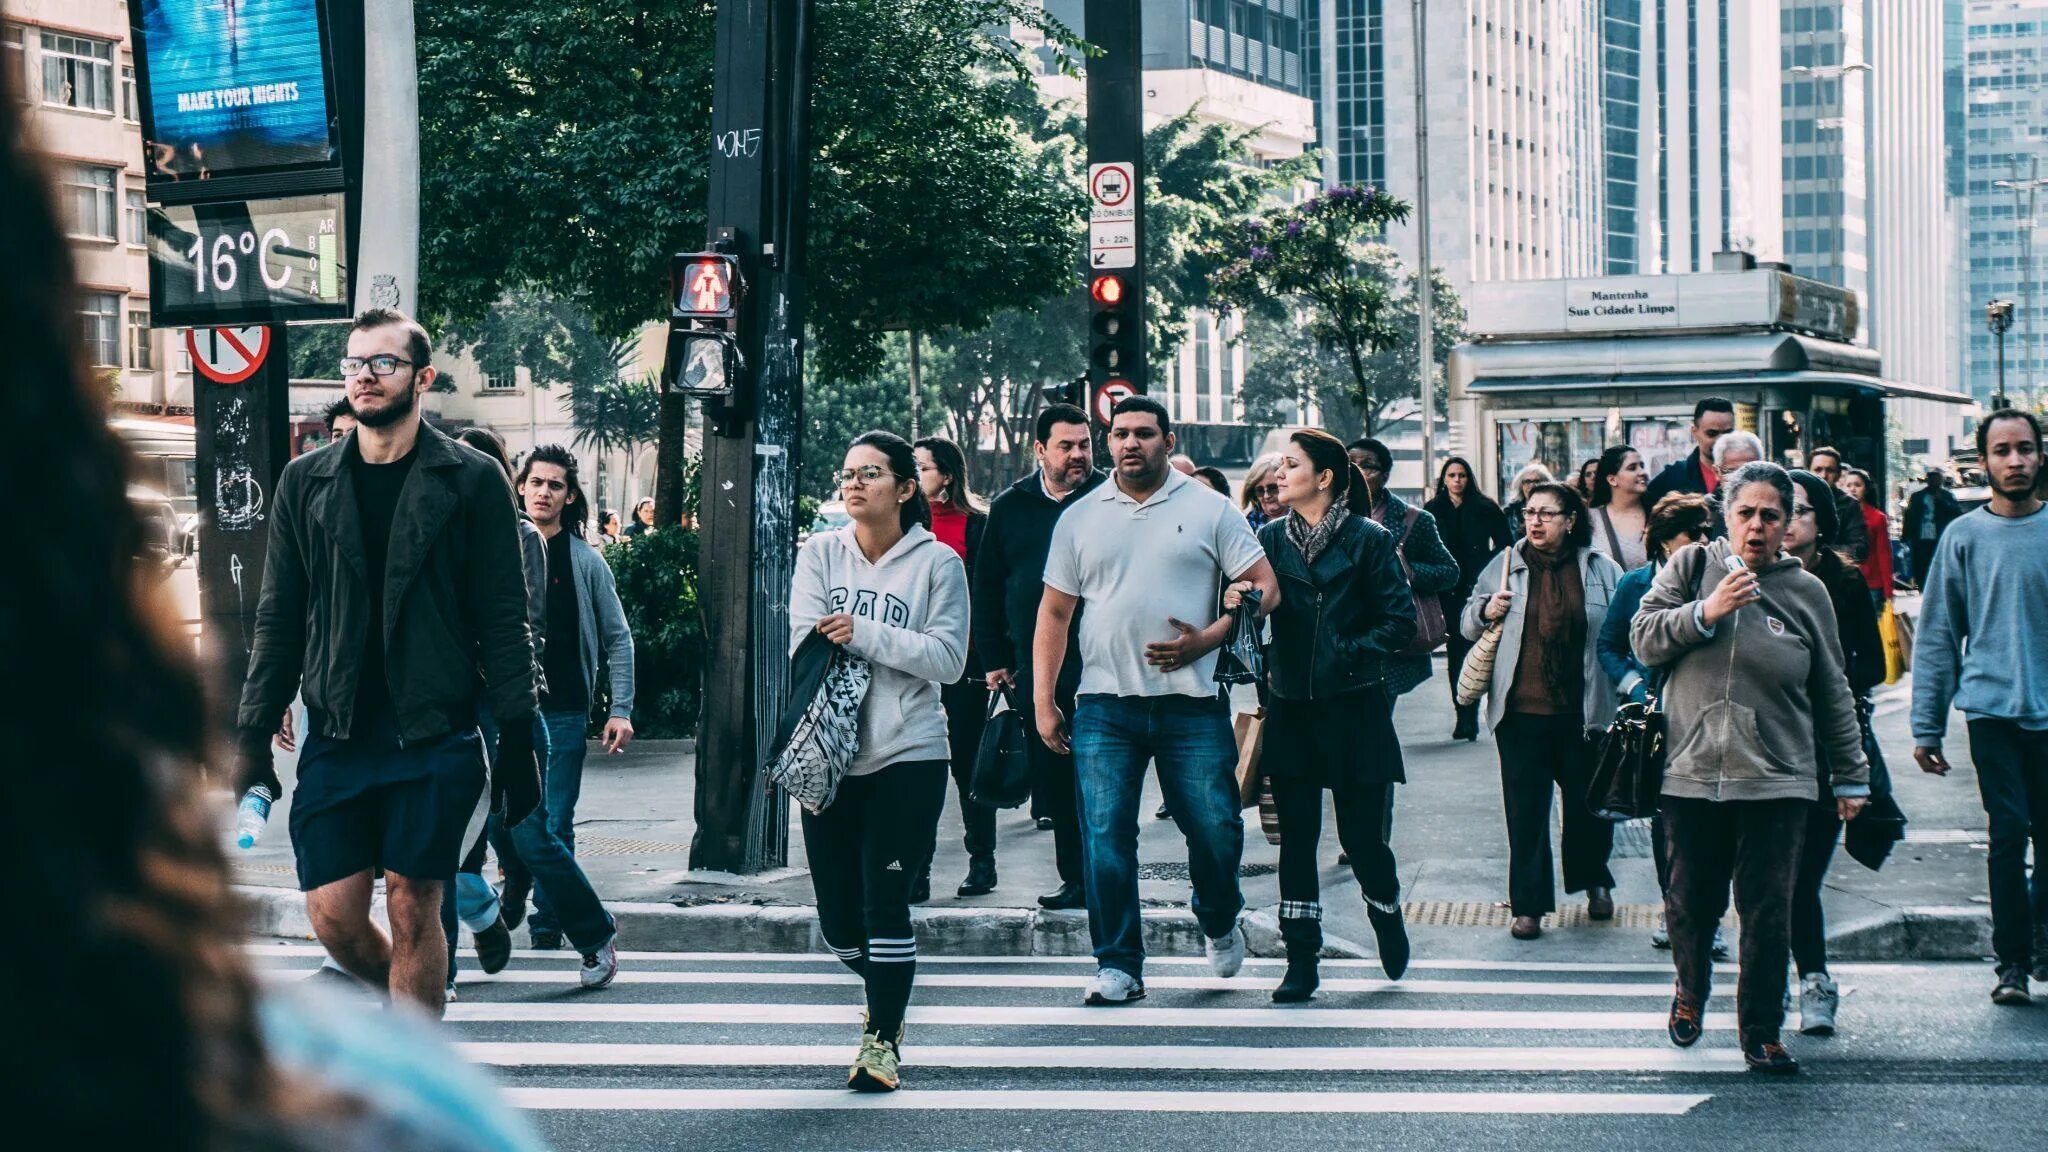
[1962,0,2048,404]
[8,0,183,415]
[1780,0,1870,302]
[1603,0,1784,275]
[1035,1,1318,451]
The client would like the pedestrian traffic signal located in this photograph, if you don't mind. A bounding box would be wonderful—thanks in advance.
[675,253,741,320]
[663,250,747,401]
[1090,274,1135,375]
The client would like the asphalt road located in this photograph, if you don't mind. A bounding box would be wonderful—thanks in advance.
[253,943,2048,1152]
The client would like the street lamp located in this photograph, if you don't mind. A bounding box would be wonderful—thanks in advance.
[1993,167,2048,410]
[1988,299,2016,410]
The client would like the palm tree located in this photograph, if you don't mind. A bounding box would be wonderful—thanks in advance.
[569,335,662,511]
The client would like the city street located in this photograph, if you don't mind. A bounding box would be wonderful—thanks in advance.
[249,943,2048,1151]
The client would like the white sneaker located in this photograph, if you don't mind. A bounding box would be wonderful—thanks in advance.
[1207,923,1247,978]
[580,939,619,990]
[1084,966,1146,1005]
[1799,972,1840,1036]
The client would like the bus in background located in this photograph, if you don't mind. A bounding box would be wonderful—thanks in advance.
[112,417,200,641]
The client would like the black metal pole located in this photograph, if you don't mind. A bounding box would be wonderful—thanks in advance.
[195,324,291,736]
[689,0,812,873]
[1085,0,1146,398]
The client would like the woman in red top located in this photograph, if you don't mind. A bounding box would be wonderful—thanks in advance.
[912,437,994,901]
[1841,468,1894,610]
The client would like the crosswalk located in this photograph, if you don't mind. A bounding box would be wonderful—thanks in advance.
[250,942,1751,1122]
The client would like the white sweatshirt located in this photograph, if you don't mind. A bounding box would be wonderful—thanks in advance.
[788,524,969,775]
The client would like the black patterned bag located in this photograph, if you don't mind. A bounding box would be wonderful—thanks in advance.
[766,635,871,814]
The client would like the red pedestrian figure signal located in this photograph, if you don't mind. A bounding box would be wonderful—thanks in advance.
[674,253,740,319]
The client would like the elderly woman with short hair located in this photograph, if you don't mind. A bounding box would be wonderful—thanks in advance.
[1631,461,1870,1076]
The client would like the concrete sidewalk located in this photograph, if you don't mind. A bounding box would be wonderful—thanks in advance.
[232,663,2000,963]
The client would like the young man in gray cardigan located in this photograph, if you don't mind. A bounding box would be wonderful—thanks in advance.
[517,445,637,949]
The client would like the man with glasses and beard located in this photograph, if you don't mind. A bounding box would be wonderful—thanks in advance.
[236,308,542,1015]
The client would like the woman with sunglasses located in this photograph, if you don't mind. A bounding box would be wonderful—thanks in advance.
[1240,454,1285,530]
[789,431,969,1092]
[1461,482,1624,940]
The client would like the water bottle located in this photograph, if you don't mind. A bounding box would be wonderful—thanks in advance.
[235,785,275,850]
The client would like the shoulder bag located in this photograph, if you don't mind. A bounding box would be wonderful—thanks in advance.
[1398,505,1449,656]
[970,688,1033,809]
[1585,553,1706,820]
[1454,554,1512,707]
[765,633,872,815]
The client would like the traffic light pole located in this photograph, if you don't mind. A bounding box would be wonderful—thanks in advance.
[1086,0,1146,408]
[689,0,814,873]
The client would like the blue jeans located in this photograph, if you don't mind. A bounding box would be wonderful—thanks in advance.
[1071,694,1245,978]
[529,710,594,940]
[457,713,616,956]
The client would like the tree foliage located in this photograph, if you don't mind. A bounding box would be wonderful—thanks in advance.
[1210,185,1422,434]
[415,0,1085,384]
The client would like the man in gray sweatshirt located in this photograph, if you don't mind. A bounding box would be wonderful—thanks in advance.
[1912,409,2048,1005]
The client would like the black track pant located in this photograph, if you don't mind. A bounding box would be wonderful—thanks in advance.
[801,758,948,1038]
[941,678,995,860]
[1496,712,1614,917]
[1790,803,1843,977]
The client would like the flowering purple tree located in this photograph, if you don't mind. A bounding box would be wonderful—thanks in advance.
[1210,185,1417,435]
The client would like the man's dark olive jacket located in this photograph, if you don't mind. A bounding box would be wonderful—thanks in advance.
[236,422,537,743]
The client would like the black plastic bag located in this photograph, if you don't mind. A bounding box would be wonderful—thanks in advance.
[1213,587,1264,687]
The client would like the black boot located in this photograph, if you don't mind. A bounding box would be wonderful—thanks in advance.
[1452,703,1480,742]
[956,854,997,897]
[1367,900,1410,981]
[1273,916,1322,1003]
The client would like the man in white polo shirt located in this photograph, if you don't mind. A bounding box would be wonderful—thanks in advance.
[1033,396,1281,1005]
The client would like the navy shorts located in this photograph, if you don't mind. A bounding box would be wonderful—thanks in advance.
[288,715,487,892]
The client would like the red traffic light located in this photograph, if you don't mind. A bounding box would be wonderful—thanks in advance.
[1090,274,1126,307]
[673,252,740,319]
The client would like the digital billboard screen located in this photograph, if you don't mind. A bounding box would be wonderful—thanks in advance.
[136,0,339,190]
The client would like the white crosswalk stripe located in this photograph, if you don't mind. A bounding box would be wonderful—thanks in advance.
[252,945,1751,1119]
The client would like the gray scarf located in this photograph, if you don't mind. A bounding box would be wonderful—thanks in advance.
[1285,504,1349,565]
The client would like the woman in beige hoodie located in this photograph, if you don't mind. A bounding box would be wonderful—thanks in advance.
[1631,462,1870,1076]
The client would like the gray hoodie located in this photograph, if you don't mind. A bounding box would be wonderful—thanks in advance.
[789,524,969,776]
[1631,539,1868,803]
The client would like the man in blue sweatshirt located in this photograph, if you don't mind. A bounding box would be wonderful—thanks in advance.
[1912,408,2048,1006]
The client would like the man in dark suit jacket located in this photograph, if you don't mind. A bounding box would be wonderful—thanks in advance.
[1806,446,1872,562]
[1644,397,1738,508]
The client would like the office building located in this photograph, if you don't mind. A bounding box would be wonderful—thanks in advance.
[1036,1,1318,452]
[10,0,185,416]
[1962,0,2048,404]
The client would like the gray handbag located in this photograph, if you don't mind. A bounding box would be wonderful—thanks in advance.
[766,640,871,814]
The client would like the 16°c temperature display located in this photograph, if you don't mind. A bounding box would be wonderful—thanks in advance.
[148,193,350,327]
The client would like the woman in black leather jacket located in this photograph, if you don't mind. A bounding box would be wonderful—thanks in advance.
[1226,429,1417,1002]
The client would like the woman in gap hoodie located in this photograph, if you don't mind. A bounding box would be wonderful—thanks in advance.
[788,430,969,1094]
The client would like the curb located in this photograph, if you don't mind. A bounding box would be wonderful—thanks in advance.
[237,886,1367,959]
[238,885,1990,963]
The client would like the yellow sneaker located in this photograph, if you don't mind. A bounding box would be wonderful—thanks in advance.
[847,1031,901,1092]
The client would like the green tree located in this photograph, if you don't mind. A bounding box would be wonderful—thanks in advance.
[1142,110,1316,367]
[1210,185,1421,435]
[416,0,1084,380]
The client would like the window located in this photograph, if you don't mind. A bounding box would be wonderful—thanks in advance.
[80,293,120,367]
[125,189,147,246]
[40,32,114,113]
[61,165,117,240]
[482,372,517,392]
[121,64,137,121]
[127,307,153,371]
